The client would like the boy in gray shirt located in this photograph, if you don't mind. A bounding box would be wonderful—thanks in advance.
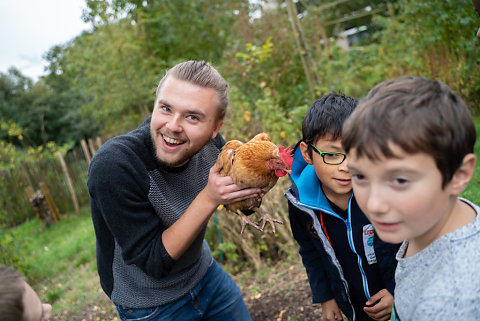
[341,76,480,320]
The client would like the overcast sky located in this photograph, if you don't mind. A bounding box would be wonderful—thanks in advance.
[0,0,89,81]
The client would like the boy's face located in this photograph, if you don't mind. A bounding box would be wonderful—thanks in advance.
[300,135,352,207]
[347,144,460,246]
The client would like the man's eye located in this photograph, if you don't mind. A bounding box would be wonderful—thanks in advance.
[160,105,170,112]
[187,115,199,121]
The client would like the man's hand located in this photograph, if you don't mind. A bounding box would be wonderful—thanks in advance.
[204,164,263,206]
[363,289,393,321]
[321,298,344,321]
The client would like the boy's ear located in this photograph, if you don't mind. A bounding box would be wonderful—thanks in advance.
[450,153,477,195]
[300,141,314,165]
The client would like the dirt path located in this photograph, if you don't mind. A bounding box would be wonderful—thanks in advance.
[240,263,324,321]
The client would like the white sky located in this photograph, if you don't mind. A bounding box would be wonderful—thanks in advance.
[0,0,90,81]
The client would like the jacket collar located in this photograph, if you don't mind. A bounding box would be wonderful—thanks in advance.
[289,140,352,214]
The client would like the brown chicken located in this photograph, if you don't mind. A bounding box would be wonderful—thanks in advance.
[216,133,293,235]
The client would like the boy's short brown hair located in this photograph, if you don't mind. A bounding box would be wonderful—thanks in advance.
[342,76,476,188]
[0,265,25,321]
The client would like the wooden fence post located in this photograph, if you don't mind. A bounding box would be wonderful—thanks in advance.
[57,151,80,214]
[88,138,97,157]
[39,181,61,222]
[81,139,91,164]
[95,136,103,150]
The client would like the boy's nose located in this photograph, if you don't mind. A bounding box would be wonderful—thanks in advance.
[365,187,389,215]
[338,158,349,172]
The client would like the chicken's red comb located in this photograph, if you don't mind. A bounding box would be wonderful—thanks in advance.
[279,145,293,169]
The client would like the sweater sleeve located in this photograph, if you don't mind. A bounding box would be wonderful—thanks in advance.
[288,201,334,304]
[88,140,176,280]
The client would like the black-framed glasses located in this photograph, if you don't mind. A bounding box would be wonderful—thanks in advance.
[309,144,346,165]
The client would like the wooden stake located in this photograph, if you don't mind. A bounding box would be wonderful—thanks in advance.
[95,136,103,149]
[81,139,91,164]
[57,151,80,214]
[88,138,96,157]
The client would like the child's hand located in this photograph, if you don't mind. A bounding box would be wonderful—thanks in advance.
[321,298,344,321]
[363,288,393,321]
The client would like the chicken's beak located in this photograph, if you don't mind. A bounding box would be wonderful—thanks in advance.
[286,169,292,175]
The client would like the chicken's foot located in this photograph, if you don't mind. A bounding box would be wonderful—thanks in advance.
[256,211,283,234]
[236,210,262,236]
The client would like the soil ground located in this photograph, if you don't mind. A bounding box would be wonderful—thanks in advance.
[50,261,324,321]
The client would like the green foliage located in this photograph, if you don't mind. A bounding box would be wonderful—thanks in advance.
[0,68,98,147]
[0,232,26,273]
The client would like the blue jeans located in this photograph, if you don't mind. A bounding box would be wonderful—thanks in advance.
[115,259,252,321]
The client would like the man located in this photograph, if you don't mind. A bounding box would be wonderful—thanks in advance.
[87,61,259,320]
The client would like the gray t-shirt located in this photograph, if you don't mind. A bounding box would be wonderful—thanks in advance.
[393,198,480,320]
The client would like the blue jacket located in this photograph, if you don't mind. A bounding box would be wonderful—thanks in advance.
[285,142,400,321]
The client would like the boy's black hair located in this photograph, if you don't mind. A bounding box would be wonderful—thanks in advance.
[342,76,476,188]
[302,93,358,156]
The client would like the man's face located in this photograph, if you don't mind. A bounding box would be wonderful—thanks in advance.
[347,144,458,249]
[150,76,223,168]
[300,135,352,208]
[22,281,52,321]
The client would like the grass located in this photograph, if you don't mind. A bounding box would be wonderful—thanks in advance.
[4,207,117,319]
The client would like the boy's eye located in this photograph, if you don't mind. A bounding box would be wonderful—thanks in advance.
[323,153,343,161]
[393,177,409,185]
[324,153,339,158]
[351,173,366,181]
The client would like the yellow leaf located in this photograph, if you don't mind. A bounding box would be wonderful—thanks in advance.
[243,110,251,122]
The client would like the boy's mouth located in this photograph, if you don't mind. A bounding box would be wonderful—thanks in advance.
[374,221,400,232]
[335,178,351,186]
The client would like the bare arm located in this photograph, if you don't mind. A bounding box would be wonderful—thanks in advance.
[162,163,262,260]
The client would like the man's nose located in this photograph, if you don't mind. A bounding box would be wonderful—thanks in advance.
[166,115,182,132]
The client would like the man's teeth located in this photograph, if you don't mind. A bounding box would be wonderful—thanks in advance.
[164,136,182,145]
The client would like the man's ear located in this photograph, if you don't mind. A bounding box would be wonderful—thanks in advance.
[299,141,314,165]
[211,120,224,139]
[450,153,476,195]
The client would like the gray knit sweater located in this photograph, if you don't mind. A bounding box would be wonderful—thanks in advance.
[87,117,224,308]
[393,198,480,320]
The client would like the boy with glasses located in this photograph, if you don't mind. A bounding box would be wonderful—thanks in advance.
[285,94,400,321]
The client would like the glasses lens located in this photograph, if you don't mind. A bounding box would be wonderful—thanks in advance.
[323,153,345,165]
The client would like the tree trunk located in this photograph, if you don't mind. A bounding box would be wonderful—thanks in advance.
[285,0,321,95]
